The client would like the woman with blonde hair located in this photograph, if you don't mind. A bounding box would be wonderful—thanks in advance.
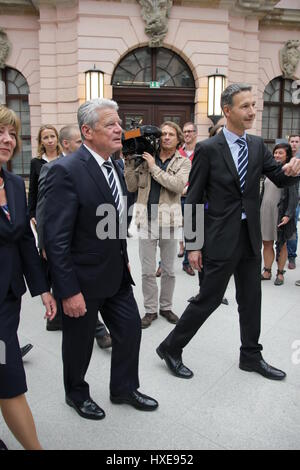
[0,106,56,449]
[28,124,61,226]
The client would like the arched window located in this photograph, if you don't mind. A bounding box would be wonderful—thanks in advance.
[112,47,194,88]
[0,67,31,177]
[262,77,300,147]
[112,47,195,130]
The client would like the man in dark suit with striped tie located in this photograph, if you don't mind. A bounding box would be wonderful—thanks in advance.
[157,83,300,381]
[44,98,158,420]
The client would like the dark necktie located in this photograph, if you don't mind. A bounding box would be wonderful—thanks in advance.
[103,161,123,218]
[236,137,248,192]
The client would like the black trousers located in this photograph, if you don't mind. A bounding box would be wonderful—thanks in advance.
[62,280,141,402]
[163,220,263,362]
[0,291,27,399]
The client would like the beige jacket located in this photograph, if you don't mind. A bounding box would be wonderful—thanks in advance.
[124,150,191,228]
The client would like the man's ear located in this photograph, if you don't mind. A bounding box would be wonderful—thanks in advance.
[222,104,230,119]
[81,124,92,141]
[62,139,69,150]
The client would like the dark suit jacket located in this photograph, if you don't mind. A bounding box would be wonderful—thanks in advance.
[28,157,48,219]
[0,169,49,304]
[43,144,134,300]
[186,130,299,260]
[36,154,64,249]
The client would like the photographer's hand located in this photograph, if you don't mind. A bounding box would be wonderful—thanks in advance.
[142,152,155,170]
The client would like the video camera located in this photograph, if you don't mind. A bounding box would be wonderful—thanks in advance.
[122,121,162,167]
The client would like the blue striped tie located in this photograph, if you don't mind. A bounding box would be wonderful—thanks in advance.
[103,161,123,218]
[236,137,248,192]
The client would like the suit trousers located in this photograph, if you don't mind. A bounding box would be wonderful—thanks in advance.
[139,225,177,313]
[62,278,141,402]
[163,220,263,362]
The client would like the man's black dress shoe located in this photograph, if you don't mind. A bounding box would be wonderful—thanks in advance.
[65,396,105,420]
[239,359,286,380]
[156,344,194,379]
[96,333,112,349]
[21,343,33,358]
[0,439,8,450]
[110,390,158,411]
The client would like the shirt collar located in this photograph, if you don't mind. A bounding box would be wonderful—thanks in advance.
[223,126,247,144]
[83,144,112,167]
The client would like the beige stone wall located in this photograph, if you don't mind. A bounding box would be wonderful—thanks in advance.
[39,2,79,128]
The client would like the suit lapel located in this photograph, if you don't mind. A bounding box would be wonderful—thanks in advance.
[218,131,241,192]
[79,146,118,207]
[2,169,16,224]
[244,134,255,192]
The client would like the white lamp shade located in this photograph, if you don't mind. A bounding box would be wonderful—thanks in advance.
[85,68,104,100]
[207,74,225,119]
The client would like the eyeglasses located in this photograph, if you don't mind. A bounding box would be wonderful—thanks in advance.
[183,130,195,134]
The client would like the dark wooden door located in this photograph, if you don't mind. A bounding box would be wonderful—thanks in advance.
[114,87,195,130]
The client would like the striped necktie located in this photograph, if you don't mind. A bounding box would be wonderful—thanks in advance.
[236,137,248,192]
[103,161,123,218]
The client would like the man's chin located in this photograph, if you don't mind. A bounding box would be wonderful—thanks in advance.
[244,120,254,129]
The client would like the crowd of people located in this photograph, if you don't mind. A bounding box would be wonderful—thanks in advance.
[1,82,300,450]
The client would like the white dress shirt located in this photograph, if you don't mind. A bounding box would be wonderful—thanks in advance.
[83,144,124,214]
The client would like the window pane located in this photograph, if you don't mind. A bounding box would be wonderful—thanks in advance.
[162,116,180,125]
[282,106,300,137]
[134,48,151,70]
[113,67,135,86]
[135,68,151,86]
[124,115,144,130]
[5,67,31,176]
[263,78,281,103]
[19,83,29,95]
[7,82,18,94]
[113,47,194,88]
[262,105,279,139]
[156,67,173,87]
[11,151,23,175]
[156,49,173,69]
[7,98,21,113]
[6,68,17,82]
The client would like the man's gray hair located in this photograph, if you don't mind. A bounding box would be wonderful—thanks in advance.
[58,125,79,146]
[221,83,252,110]
[77,98,119,140]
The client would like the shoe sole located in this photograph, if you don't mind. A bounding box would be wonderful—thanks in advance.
[65,398,105,420]
[239,364,286,380]
[159,314,178,324]
[110,397,158,411]
[141,316,157,329]
[156,347,194,379]
[21,344,33,358]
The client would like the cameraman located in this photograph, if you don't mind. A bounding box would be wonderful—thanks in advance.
[124,121,191,329]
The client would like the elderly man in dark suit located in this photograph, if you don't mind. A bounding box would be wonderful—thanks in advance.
[36,125,112,348]
[44,98,158,420]
[157,83,300,381]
